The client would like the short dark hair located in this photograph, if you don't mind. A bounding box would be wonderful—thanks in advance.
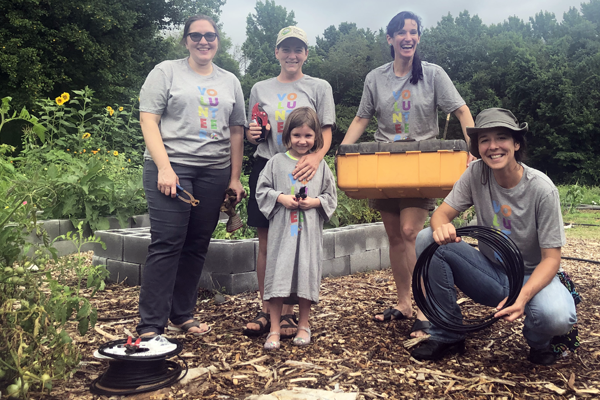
[180,15,220,46]
[282,107,324,152]
[386,11,423,84]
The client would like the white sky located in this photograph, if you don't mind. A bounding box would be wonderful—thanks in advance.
[220,0,585,49]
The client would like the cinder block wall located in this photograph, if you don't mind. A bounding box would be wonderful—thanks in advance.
[92,222,390,295]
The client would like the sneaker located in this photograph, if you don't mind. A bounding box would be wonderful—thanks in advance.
[528,346,557,365]
[411,339,466,361]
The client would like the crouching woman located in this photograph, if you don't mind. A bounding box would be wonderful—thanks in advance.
[410,108,577,365]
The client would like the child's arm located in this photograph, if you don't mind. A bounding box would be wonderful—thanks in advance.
[278,194,299,210]
[298,196,320,210]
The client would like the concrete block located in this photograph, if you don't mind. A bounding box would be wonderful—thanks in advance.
[106,259,141,286]
[92,255,107,267]
[380,247,390,269]
[53,240,78,257]
[107,216,129,230]
[131,214,151,228]
[334,226,367,258]
[322,256,350,277]
[123,233,151,264]
[204,239,256,274]
[40,219,61,241]
[94,231,124,260]
[210,271,258,295]
[364,223,388,250]
[322,231,335,260]
[350,249,381,274]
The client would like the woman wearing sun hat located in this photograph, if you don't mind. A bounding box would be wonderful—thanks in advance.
[410,108,577,364]
[243,26,335,340]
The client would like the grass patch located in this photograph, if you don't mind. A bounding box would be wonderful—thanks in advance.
[563,210,600,240]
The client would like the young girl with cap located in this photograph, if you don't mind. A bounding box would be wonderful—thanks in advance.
[339,11,475,337]
[410,108,577,364]
[256,107,337,349]
[244,26,335,338]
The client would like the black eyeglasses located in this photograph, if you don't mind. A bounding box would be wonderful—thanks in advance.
[186,32,218,42]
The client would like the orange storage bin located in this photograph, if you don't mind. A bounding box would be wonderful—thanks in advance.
[336,139,468,199]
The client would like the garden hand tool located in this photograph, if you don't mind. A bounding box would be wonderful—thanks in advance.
[220,188,247,233]
[175,184,199,206]
[251,103,269,143]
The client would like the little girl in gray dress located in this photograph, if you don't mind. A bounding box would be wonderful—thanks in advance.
[256,108,338,350]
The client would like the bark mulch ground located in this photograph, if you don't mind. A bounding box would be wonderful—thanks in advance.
[37,238,600,399]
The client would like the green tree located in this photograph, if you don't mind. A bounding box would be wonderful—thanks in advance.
[0,0,225,109]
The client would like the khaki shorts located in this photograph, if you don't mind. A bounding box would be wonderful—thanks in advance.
[368,197,436,214]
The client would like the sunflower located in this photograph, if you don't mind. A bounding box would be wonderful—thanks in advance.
[82,132,91,139]
[113,151,119,156]
[118,107,123,111]
[55,97,64,106]
[61,92,70,102]
[106,106,114,116]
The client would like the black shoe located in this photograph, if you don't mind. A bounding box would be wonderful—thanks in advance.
[411,339,466,361]
[528,346,557,365]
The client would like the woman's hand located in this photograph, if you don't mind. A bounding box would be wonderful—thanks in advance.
[277,194,298,210]
[494,297,525,322]
[298,196,320,210]
[228,179,245,205]
[293,153,320,183]
[157,166,179,198]
[246,122,270,145]
[432,223,461,245]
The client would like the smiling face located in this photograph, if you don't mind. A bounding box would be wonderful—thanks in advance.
[288,124,315,158]
[275,38,308,77]
[477,129,521,172]
[185,19,219,68]
[387,19,420,60]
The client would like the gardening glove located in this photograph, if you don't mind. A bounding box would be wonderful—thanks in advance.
[220,188,247,233]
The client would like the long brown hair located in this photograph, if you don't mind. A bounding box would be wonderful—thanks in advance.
[282,107,324,152]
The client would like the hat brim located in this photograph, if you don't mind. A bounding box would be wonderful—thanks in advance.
[467,122,528,138]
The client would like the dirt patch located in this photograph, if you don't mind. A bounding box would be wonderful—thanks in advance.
[31,238,600,399]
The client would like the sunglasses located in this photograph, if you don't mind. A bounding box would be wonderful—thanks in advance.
[186,32,218,42]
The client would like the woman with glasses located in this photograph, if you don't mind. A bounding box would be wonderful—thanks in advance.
[243,26,335,342]
[136,15,246,337]
[339,11,474,338]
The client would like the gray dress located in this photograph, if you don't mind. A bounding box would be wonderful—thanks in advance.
[256,153,338,303]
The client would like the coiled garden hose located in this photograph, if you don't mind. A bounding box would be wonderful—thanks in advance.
[412,226,524,334]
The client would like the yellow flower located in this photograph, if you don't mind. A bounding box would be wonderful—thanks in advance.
[82,132,91,139]
[92,150,98,154]
[113,151,119,156]
[67,149,70,151]
[128,159,131,162]
[74,151,77,154]
[106,106,114,116]
[106,159,109,162]
[97,148,100,151]
[122,167,125,170]
[55,96,64,106]
[119,107,123,111]
[4,206,8,209]
[83,149,86,153]
[61,92,70,102]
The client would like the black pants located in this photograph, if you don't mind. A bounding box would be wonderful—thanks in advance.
[137,160,230,335]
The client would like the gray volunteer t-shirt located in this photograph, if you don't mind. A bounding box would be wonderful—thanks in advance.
[444,160,566,274]
[140,58,246,168]
[357,61,465,142]
[248,75,335,159]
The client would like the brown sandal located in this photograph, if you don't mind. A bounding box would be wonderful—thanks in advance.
[243,311,271,337]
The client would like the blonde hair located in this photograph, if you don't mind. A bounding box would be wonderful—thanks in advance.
[281,107,324,152]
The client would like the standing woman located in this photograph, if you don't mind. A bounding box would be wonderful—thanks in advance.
[339,11,474,337]
[243,26,335,338]
[137,15,246,337]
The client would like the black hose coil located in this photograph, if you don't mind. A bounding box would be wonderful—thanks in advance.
[412,226,525,333]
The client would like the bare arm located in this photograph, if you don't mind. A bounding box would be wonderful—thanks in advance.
[495,247,561,322]
[140,111,178,197]
[452,105,476,165]
[229,125,245,204]
[430,202,461,245]
[341,116,370,145]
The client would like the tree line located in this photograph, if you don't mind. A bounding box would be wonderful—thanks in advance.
[1,0,599,184]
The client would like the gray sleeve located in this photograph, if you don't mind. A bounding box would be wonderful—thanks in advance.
[316,162,338,222]
[229,77,247,126]
[247,85,257,128]
[434,67,466,114]
[256,160,284,220]
[443,166,474,213]
[356,74,376,119]
[317,81,336,126]
[536,190,566,249]
[139,66,170,115]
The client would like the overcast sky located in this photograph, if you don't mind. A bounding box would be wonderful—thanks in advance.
[220,0,585,49]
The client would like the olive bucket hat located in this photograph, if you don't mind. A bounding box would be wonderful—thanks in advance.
[467,108,528,158]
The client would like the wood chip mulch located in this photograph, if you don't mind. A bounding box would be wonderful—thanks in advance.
[32,238,600,399]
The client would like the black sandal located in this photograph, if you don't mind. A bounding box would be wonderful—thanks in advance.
[373,307,407,322]
[243,311,271,337]
[279,314,298,339]
[410,319,432,336]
